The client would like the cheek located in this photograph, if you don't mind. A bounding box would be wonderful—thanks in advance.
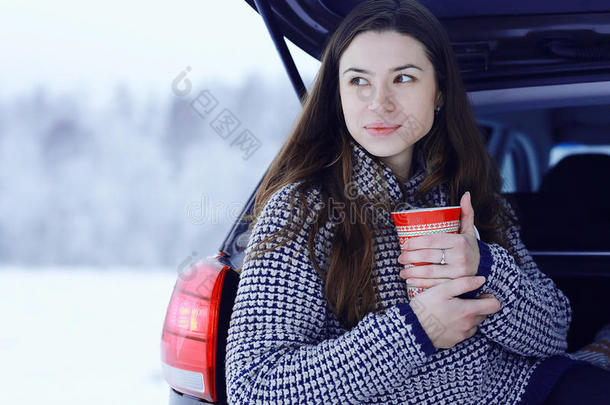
[419,107,435,132]
[401,97,435,134]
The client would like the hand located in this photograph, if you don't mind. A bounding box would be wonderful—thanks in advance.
[398,192,481,288]
[409,276,501,349]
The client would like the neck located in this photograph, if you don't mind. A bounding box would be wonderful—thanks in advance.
[380,147,414,183]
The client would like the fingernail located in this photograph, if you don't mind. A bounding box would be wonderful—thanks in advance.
[477,276,486,283]
[406,278,413,284]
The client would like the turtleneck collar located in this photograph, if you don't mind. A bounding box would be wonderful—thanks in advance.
[348,138,428,214]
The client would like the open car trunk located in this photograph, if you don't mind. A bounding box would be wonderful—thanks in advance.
[228,0,610,352]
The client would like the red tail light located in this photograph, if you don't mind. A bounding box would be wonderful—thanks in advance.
[161,254,239,403]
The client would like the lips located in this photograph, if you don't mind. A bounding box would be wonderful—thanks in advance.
[364,122,401,137]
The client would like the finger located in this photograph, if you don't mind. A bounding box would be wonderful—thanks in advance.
[470,297,502,315]
[403,233,458,251]
[459,191,476,237]
[466,325,478,339]
[401,264,453,279]
[399,249,449,265]
[405,277,452,288]
[440,275,486,297]
[472,314,487,325]
[473,224,481,240]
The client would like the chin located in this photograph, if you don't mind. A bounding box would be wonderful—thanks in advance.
[356,138,407,158]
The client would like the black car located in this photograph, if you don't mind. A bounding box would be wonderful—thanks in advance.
[161,1,610,403]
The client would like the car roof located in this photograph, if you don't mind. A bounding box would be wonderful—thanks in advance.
[245,0,610,92]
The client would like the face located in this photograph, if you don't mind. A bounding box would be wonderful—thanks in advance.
[338,30,442,179]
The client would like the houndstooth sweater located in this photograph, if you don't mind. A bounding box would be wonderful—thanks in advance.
[225,138,584,404]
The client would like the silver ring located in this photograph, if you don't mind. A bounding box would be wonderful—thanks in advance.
[440,249,447,265]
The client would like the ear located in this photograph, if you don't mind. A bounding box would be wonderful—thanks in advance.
[435,92,444,108]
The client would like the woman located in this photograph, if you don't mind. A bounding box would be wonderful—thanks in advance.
[225,1,610,403]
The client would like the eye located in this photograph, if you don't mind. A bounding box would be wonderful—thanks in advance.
[349,77,369,86]
[395,74,413,83]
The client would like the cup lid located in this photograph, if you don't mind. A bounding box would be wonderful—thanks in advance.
[391,205,460,214]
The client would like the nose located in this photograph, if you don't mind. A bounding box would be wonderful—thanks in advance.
[368,83,396,112]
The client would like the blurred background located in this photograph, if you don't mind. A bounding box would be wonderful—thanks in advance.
[0,0,319,403]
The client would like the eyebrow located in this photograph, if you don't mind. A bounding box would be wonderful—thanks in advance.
[342,64,423,75]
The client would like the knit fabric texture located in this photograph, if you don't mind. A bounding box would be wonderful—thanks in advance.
[225,138,580,404]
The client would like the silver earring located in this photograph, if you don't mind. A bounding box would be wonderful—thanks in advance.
[434,106,440,114]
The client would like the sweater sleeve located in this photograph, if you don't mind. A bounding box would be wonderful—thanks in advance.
[225,183,438,405]
[470,197,572,358]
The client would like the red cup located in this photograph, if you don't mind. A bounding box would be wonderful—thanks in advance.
[391,206,461,300]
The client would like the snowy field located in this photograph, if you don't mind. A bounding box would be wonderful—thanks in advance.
[0,267,179,404]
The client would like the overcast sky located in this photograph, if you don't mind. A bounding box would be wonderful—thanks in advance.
[0,0,321,102]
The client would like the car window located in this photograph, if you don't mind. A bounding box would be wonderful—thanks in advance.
[481,104,610,193]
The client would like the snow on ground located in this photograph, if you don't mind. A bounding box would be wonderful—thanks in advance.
[0,267,179,404]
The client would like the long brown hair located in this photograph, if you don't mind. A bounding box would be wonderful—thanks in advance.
[240,0,514,330]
